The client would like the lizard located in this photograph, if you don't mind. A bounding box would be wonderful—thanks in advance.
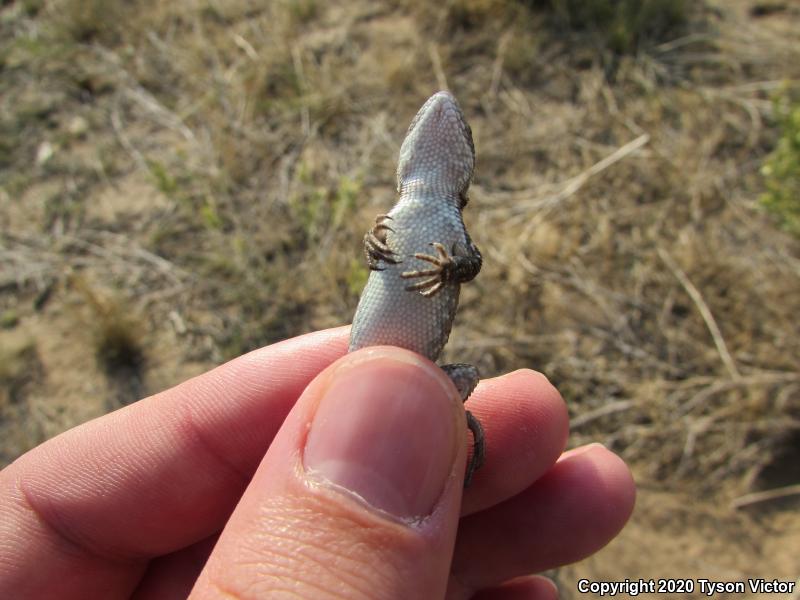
[349,91,485,486]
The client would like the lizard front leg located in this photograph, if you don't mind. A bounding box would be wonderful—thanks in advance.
[363,214,401,271]
[441,363,484,487]
[400,239,482,297]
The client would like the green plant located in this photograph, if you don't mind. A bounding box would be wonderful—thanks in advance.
[289,167,362,243]
[284,0,318,25]
[53,0,127,44]
[441,0,516,29]
[200,200,223,230]
[346,256,369,297]
[536,0,690,53]
[0,310,19,329]
[332,175,361,229]
[760,89,800,237]
[147,160,178,197]
[0,337,38,406]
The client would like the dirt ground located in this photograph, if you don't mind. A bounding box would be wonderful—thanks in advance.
[1,0,798,596]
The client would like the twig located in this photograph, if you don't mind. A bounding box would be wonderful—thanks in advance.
[502,133,649,221]
[722,79,799,93]
[427,43,448,91]
[658,247,741,380]
[654,33,716,53]
[231,33,259,61]
[291,45,310,137]
[544,134,650,209]
[731,484,800,509]
[675,415,713,478]
[110,104,148,172]
[126,87,197,145]
[678,372,800,416]
[64,231,190,285]
[571,400,634,429]
[93,44,198,146]
[488,32,511,99]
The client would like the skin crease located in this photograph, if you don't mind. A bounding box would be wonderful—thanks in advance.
[0,326,635,600]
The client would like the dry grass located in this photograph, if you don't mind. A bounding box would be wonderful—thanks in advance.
[0,334,43,464]
[2,0,797,489]
[1,0,799,585]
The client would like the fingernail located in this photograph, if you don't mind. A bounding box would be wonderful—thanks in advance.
[558,442,606,462]
[529,576,559,600]
[304,349,462,520]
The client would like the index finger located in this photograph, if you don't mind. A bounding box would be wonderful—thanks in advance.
[0,326,350,599]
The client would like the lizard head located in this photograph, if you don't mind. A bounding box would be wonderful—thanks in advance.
[396,91,475,208]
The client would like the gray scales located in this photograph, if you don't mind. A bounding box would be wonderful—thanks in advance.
[349,91,485,486]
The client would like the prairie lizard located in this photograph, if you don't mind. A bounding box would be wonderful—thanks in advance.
[349,91,484,486]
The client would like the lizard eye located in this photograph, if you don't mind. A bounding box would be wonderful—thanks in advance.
[459,191,469,208]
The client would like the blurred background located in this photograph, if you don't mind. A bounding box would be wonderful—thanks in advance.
[1,0,798,594]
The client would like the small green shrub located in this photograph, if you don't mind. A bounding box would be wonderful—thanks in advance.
[346,257,369,298]
[0,310,19,329]
[147,160,178,197]
[284,0,319,25]
[200,201,223,230]
[534,0,690,53]
[761,89,800,237]
[288,168,362,243]
[441,0,517,29]
[53,0,127,44]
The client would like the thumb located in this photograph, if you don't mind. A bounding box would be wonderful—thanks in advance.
[191,346,468,599]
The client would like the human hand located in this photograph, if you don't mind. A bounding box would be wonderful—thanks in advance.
[0,326,634,599]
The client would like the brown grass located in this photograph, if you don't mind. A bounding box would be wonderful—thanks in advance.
[1,0,799,587]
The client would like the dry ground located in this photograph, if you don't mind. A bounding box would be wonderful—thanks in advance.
[1,0,798,596]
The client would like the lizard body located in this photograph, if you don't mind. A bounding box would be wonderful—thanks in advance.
[349,91,485,485]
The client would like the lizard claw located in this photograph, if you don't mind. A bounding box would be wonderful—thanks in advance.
[364,214,401,270]
[372,213,394,233]
[400,242,454,296]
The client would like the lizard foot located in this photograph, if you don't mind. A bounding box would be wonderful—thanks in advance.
[364,214,400,271]
[400,242,454,297]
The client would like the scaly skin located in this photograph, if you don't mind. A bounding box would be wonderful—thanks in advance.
[349,91,484,486]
